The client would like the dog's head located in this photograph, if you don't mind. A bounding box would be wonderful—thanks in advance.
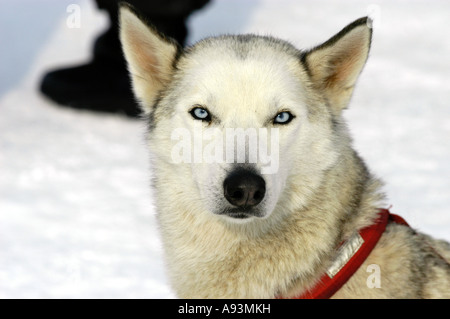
[120,4,372,224]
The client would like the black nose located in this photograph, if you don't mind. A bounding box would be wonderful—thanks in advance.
[223,170,266,208]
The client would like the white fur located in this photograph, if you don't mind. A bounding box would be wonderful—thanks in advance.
[120,7,450,298]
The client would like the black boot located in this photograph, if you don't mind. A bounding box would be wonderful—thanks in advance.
[40,26,142,117]
[39,0,208,118]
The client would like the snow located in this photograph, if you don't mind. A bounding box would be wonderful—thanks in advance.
[1,0,449,298]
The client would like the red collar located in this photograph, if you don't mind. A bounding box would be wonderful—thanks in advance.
[285,209,408,299]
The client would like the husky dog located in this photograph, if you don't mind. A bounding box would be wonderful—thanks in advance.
[119,4,450,298]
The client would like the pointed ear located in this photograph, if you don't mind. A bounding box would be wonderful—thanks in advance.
[302,17,372,115]
[119,3,181,113]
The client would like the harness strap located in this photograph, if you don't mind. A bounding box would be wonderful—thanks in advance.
[290,209,407,299]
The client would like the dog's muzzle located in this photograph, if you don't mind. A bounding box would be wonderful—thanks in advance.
[222,169,266,219]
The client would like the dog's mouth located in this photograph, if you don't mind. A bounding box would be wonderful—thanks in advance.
[226,213,251,219]
[219,207,264,220]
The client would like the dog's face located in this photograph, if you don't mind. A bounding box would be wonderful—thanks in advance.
[164,38,319,222]
[120,5,372,224]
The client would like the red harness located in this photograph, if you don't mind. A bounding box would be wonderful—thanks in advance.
[288,209,409,299]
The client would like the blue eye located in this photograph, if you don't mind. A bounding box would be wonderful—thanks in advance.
[190,106,211,122]
[274,111,293,124]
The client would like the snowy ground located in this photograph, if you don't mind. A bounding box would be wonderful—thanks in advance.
[1,0,449,298]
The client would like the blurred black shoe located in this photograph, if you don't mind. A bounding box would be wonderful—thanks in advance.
[40,62,140,117]
[40,27,142,117]
[39,5,191,118]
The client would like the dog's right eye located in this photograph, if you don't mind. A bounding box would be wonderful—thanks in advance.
[273,111,294,125]
[190,106,211,122]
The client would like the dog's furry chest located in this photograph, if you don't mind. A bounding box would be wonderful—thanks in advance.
[159,212,338,298]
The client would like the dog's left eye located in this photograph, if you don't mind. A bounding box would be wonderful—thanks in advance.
[190,106,211,122]
[273,111,294,124]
